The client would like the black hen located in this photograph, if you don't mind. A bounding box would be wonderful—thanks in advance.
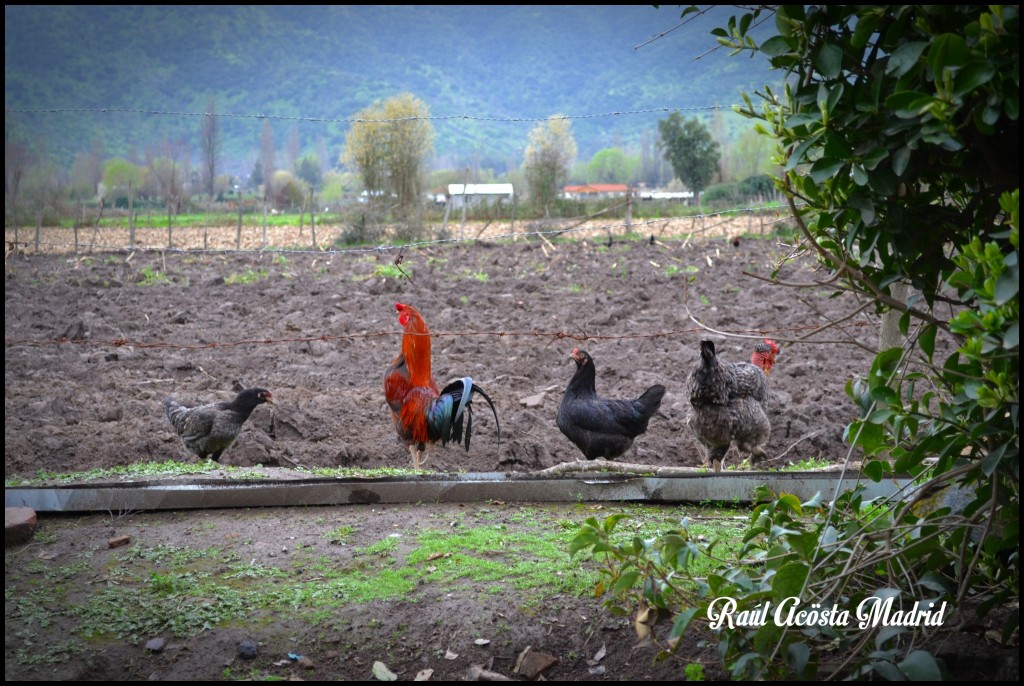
[163,387,274,462]
[557,348,666,460]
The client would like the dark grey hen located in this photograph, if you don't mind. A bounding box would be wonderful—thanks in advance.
[163,388,273,462]
[687,339,776,472]
[557,348,665,460]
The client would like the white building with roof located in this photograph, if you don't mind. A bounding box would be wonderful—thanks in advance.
[445,183,514,209]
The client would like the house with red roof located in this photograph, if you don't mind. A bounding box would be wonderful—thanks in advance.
[562,184,632,200]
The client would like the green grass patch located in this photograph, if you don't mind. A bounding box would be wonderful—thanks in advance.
[777,456,833,471]
[355,536,400,557]
[3,461,451,487]
[14,640,85,666]
[7,459,234,486]
[298,465,428,479]
[73,579,250,642]
[373,263,407,280]
[664,264,701,277]
[224,268,268,285]
[325,525,355,544]
[137,265,173,286]
[4,502,752,648]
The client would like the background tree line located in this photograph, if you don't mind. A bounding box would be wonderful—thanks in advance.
[6,97,779,236]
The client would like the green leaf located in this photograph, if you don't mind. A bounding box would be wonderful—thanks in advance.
[669,607,699,639]
[816,43,843,79]
[819,524,838,551]
[851,421,886,455]
[885,91,937,118]
[872,661,906,681]
[786,112,823,128]
[802,491,823,508]
[981,442,1008,477]
[823,130,854,158]
[1003,321,1018,349]
[760,35,793,57]
[786,641,811,676]
[777,493,803,514]
[892,147,911,176]
[770,562,809,603]
[919,324,937,361]
[603,514,630,533]
[928,34,969,74]
[875,625,906,649]
[867,409,894,424]
[862,460,884,482]
[809,158,847,183]
[886,41,928,77]
[953,61,996,96]
[873,347,905,376]
[612,569,641,593]
[994,264,1018,305]
[851,12,881,50]
[852,164,869,186]
[861,146,889,171]
[899,650,942,680]
[917,572,949,593]
[786,132,824,170]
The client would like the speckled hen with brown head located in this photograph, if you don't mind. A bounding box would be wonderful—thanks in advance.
[687,339,777,471]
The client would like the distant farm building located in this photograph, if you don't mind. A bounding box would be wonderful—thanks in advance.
[638,189,695,205]
[358,189,391,204]
[562,183,631,200]
[443,183,514,208]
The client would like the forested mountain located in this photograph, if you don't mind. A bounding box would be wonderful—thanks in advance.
[5,5,780,175]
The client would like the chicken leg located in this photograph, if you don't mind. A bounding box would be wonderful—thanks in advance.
[409,444,430,470]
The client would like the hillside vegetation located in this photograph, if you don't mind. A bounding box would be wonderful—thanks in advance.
[4,5,779,171]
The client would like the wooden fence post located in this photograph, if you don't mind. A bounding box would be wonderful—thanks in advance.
[128,181,135,248]
[625,188,632,235]
[310,190,317,250]
[510,195,516,239]
[262,195,268,249]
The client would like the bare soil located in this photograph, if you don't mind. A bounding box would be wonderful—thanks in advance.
[4,222,873,476]
[6,224,1015,680]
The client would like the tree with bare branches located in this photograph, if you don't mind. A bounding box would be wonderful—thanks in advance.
[342,93,434,225]
[522,115,577,216]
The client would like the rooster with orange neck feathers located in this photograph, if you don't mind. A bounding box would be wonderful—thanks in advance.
[384,302,500,469]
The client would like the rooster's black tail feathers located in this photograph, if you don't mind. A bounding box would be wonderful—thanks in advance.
[437,377,502,451]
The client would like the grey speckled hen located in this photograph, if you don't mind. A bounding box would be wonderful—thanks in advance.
[687,339,777,472]
[163,388,273,462]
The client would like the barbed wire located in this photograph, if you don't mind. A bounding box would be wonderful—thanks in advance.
[4,104,731,125]
[4,321,872,352]
[5,204,797,257]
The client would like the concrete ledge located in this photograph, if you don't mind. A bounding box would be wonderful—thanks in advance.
[5,472,913,513]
